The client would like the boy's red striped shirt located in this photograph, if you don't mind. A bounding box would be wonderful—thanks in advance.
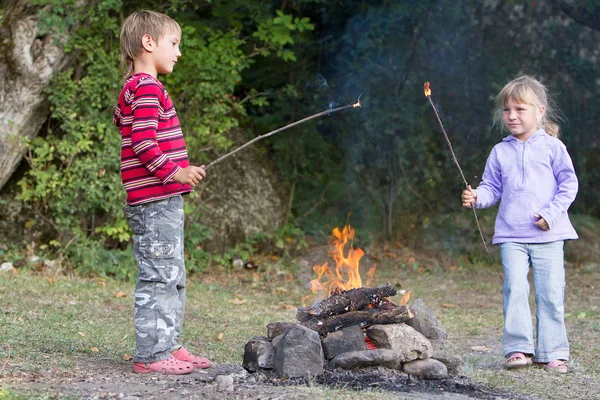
[114,73,192,205]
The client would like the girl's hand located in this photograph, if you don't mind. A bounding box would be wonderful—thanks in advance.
[533,214,549,231]
[461,185,477,207]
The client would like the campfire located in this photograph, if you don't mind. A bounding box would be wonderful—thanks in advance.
[243,224,457,380]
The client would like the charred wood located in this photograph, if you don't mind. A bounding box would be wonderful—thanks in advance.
[296,284,397,322]
[301,304,412,336]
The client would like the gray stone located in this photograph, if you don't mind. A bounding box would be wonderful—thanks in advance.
[0,262,14,272]
[366,324,433,362]
[242,336,274,372]
[406,299,447,351]
[433,342,464,376]
[403,358,448,380]
[267,321,297,340]
[321,325,366,360]
[273,324,324,378]
[330,349,402,370]
[215,375,234,392]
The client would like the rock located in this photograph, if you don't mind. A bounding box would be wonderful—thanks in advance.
[366,324,433,362]
[195,128,287,253]
[0,262,14,272]
[329,349,402,370]
[242,336,274,372]
[321,325,366,360]
[432,342,464,376]
[273,324,324,378]
[215,375,234,392]
[267,322,297,340]
[403,358,448,380]
[406,299,447,352]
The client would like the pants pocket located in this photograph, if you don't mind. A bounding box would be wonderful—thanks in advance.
[138,241,176,283]
[124,204,146,235]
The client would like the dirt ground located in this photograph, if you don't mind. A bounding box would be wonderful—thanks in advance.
[3,359,526,400]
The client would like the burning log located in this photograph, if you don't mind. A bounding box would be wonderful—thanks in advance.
[301,304,412,336]
[296,284,397,322]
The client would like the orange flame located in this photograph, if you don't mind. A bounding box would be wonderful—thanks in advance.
[304,225,376,305]
[424,82,431,97]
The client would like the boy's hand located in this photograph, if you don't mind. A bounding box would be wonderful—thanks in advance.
[533,214,549,231]
[173,165,206,187]
[461,185,477,207]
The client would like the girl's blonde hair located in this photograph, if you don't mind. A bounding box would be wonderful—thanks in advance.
[493,75,561,138]
[119,10,182,80]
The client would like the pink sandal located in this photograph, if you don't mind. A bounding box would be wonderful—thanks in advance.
[504,352,532,369]
[172,346,211,369]
[133,356,194,374]
[544,359,568,373]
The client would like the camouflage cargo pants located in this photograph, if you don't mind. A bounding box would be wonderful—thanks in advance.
[123,195,186,363]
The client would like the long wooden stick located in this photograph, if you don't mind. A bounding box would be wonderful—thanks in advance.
[424,82,503,282]
[205,102,361,170]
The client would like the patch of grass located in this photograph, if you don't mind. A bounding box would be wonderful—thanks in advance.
[0,240,599,399]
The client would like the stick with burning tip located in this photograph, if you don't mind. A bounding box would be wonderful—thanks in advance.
[423,82,503,282]
[204,95,363,171]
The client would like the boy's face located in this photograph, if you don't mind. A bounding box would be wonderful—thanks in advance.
[152,31,182,75]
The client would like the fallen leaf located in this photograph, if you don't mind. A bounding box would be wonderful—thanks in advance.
[113,291,127,298]
[90,347,100,353]
[442,303,456,308]
[77,332,86,337]
[123,353,133,361]
[398,290,411,306]
[407,257,416,264]
[228,298,247,305]
[217,332,224,341]
[47,278,57,284]
[283,304,297,311]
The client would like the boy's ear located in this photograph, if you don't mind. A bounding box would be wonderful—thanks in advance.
[141,34,155,52]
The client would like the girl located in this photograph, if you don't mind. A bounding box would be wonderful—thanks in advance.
[461,75,578,373]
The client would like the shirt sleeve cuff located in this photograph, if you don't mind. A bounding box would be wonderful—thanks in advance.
[162,165,181,184]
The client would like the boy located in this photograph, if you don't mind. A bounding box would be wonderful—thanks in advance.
[114,10,210,374]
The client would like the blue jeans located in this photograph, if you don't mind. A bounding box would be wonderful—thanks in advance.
[500,241,569,363]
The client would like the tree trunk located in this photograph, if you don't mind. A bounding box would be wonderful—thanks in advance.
[0,0,76,190]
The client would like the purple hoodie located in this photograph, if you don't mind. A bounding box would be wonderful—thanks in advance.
[474,129,578,244]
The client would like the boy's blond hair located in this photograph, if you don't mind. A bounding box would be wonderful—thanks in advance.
[493,75,562,138]
[119,10,182,79]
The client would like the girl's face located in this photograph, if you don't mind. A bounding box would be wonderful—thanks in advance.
[502,98,545,142]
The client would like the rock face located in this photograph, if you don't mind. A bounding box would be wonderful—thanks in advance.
[272,324,324,378]
[366,324,433,362]
[406,298,448,352]
[403,358,448,380]
[242,336,274,372]
[193,129,288,253]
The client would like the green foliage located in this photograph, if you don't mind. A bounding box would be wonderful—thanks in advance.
[15,0,315,276]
